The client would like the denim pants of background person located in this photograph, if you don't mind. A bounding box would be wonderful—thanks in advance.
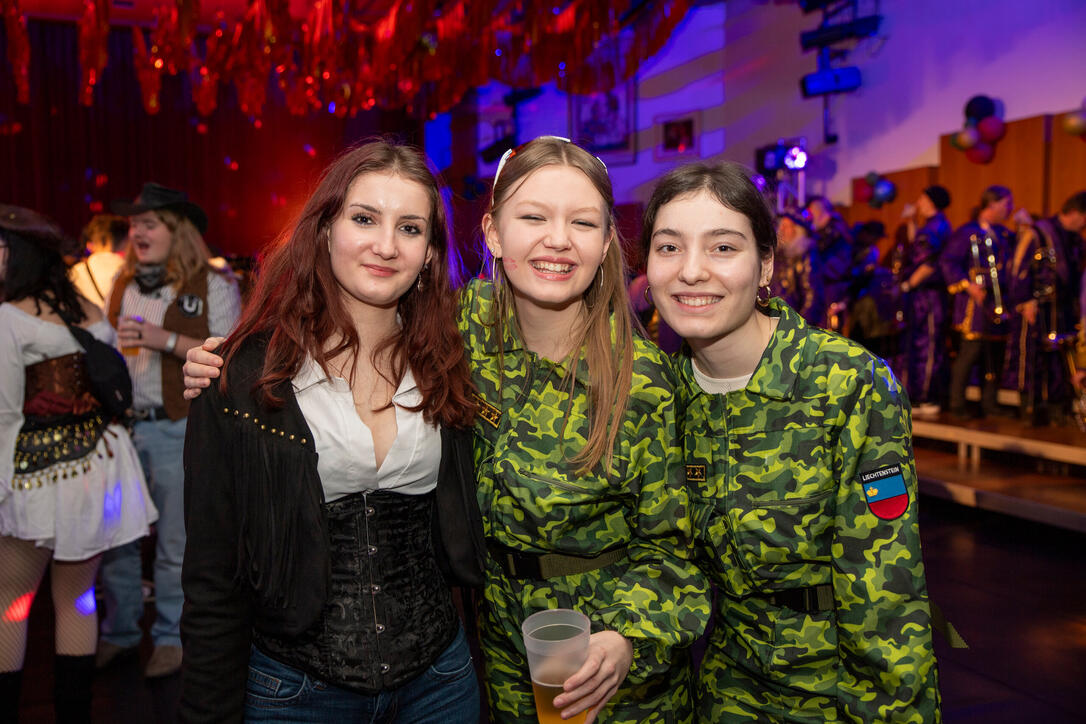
[243,626,480,723]
[99,418,188,648]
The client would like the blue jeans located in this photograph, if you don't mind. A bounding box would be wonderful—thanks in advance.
[99,417,187,648]
[244,625,480,723]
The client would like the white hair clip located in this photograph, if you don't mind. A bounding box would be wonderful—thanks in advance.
[493,135,607,186]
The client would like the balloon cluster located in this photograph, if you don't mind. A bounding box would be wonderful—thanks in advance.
[1061,97,1086,141]
[855,171,897,208]
[949,95,1005,164]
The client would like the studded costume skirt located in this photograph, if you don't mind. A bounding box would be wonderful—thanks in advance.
[1,419,158,561]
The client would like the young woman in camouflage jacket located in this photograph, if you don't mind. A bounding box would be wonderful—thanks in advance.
[465,136,709,723]
[641,162,941,723]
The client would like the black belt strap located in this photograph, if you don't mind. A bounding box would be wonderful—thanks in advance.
[131,405,170,421]
[758,584,835,613]
[487,542,626,580]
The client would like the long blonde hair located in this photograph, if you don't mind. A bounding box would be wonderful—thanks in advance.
[121,208,211,289]
[486,137,635,475]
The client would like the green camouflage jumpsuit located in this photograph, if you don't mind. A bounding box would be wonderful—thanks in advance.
[459,279,710,723]
[677,298,940,723]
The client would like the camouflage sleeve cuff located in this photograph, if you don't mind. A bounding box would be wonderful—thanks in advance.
[590,606,669,685]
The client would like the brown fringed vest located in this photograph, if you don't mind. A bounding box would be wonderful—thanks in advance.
[108,265,212,420]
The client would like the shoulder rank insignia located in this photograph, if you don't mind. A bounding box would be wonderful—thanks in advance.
[685,464,706,483]
[476,395,501,428]
[859,463,908,520]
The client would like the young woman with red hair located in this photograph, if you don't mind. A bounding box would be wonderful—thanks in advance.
[178,140,482,723]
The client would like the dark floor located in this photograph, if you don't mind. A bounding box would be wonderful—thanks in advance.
[15,495,1086,722]
[921,497,1085,723]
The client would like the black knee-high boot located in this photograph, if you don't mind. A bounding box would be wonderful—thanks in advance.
[53,655,94,724]
[1,669,24,723]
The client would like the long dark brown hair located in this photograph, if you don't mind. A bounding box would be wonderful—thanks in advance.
[640,161,777,262]
[220,140,474,428]
[0,204,87,323]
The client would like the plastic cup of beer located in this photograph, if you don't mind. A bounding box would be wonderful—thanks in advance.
[120,316,141,356]
[522,608,591,724]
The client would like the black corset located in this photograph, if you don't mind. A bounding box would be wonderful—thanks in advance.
[253,489,458,694]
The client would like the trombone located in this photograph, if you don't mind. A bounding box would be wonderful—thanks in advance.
[968,232,1008,325]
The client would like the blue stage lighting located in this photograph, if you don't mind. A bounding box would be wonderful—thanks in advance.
[784,146,808,170]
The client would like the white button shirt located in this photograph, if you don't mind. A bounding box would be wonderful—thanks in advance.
[292,357,441,502]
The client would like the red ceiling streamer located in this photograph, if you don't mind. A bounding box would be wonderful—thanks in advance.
[77,0,110,106]
[16,0,696,119]
[2,0,31,104]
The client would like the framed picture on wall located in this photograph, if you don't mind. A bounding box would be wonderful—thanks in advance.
[570,78,637,165]
[653,111,701,161]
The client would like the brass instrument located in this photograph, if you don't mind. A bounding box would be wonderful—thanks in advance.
[968,232,1009,324]
[1049,333,1086,432]
[1031,244,1058,303]
[889,227,908,325]
[1029,223,1060,335]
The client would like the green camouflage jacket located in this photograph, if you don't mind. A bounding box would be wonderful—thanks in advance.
[677,297,940,723]
[459,279,709,683]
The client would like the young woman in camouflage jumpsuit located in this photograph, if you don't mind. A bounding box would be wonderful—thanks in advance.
[180,138,709,723]
[642,162,941,723]
[467,137,708,723]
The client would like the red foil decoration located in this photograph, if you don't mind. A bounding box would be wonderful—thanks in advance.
[17,0,698,119]
[77,0,110,106]
[2,0,30,104]
[132,27,162,114]
[193,12,230,117]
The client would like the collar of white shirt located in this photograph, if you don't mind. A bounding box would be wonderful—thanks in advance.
[293,356,421,405]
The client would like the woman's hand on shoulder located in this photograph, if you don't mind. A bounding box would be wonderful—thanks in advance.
[552,631,633,724]
[182,337,226,400]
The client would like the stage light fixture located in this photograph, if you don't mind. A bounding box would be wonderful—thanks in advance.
[784,146,808,170]
[800,15,881,51]
[800,66,861,97]
[755,139,807,177]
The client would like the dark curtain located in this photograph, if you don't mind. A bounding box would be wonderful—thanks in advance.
[0,19,420,257]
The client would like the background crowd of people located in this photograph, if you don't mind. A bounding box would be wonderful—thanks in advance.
[748,187,1086,426]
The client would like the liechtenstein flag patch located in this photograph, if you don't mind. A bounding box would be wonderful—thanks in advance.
[860,464,909,520]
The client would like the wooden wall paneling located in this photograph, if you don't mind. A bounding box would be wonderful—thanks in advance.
[1047,110,1086,212]
[937,115,1050,228]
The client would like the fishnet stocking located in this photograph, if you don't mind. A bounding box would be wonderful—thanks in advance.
[0,536,50,672]
[0,536,103,670]
[51,555,101,656]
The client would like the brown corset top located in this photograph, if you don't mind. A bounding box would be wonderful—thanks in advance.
[24,352,98,416]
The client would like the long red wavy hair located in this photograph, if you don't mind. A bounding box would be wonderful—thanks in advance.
[220,139,475,428]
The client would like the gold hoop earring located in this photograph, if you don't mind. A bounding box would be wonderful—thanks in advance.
[756,283,771,307]
[643,285,652,304]
[416,261,431,291]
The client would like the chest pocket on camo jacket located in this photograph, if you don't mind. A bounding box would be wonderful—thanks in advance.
[728,425,835,581]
